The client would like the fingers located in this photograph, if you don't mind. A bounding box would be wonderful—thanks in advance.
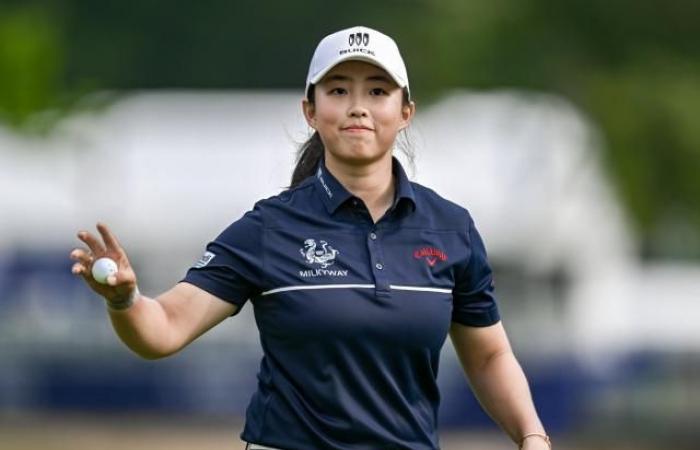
[97,222,122,254]
[70,248,92,277]
[71,261,94,285]
[77,229,106,255]
[72,223,134,290]
[70,248,93,265]
[71,262,86,275]
[75,222,124,260]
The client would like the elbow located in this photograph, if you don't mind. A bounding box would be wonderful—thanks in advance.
[466,348,515,375]
[128,344,178,361]
[112,318,185,360]
[117,330,183,360]
[138,350,168,360]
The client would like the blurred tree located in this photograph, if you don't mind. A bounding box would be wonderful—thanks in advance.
[584,62,700,259]
[0,5,64,130]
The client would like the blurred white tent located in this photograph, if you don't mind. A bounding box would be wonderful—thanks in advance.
[1,90,699,365]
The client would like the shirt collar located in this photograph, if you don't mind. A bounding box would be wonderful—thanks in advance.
[314,153,417,215]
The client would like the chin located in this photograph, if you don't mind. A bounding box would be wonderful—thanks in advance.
[329,146,391,166]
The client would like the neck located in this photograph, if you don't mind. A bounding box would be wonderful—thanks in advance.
[324,151,395,221]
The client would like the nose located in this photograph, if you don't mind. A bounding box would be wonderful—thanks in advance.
[347,96,369,118]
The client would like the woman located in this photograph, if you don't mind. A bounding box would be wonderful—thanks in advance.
[70,26,550,450]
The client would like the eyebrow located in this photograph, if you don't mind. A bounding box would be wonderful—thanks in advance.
[322,74,394,84]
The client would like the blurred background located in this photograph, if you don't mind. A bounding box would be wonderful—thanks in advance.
[1,1,699,449]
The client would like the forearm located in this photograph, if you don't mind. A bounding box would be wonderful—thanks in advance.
[467,350,545,444]
[107,292,178,359]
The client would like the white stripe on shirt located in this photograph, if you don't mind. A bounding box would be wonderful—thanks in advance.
[261,284,452,296]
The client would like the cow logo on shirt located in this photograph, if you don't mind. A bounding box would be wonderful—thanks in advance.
[299,239,348,277]
[413,247,448,267]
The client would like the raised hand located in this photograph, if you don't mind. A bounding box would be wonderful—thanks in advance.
[70,222,138,306]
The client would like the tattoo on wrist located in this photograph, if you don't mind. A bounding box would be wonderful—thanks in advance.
[106,287,140,311]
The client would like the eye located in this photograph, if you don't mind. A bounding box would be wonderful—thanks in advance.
[370,87,388,96]
[328,87,347,95]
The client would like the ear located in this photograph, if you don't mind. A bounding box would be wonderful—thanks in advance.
[302,98,316,129]
[398,100,416,131]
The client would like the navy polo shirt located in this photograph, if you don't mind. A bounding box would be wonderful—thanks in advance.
[183,155,500,450]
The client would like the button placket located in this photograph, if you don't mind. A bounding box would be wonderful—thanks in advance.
[367,228,390,294]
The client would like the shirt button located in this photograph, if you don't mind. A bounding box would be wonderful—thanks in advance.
[375,263,383,270]
[369,232,377,240]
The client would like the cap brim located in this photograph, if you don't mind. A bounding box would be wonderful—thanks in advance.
[308,54,408,89]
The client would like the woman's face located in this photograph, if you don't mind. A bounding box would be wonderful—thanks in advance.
[303,60,414,167]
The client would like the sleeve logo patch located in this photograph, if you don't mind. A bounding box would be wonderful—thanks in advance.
[194,251,216,268]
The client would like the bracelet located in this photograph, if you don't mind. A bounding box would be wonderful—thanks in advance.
[519,432,551,449]
[106,286,140,311]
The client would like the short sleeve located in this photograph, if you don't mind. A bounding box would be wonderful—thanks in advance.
[452,215,501,327]
[181,204,265,314]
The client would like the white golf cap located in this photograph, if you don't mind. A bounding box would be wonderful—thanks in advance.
[305,26,410,100]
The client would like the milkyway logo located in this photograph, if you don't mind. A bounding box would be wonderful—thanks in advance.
[300,238,339,268]
[413,247,448,267]
[299,239,348,278]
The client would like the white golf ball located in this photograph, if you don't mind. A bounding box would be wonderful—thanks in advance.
[92,257,118,284]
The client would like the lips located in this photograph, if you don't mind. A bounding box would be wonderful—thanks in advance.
[341,125,373,132]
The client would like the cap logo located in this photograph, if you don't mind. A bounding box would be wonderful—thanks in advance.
[348,32,369,47]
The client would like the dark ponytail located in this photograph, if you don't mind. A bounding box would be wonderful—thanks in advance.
[290,131,324,187]
[290,85,324,187]
[290,85,415,188]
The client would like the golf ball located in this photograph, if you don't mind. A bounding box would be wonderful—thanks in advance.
[92,257,118,284]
